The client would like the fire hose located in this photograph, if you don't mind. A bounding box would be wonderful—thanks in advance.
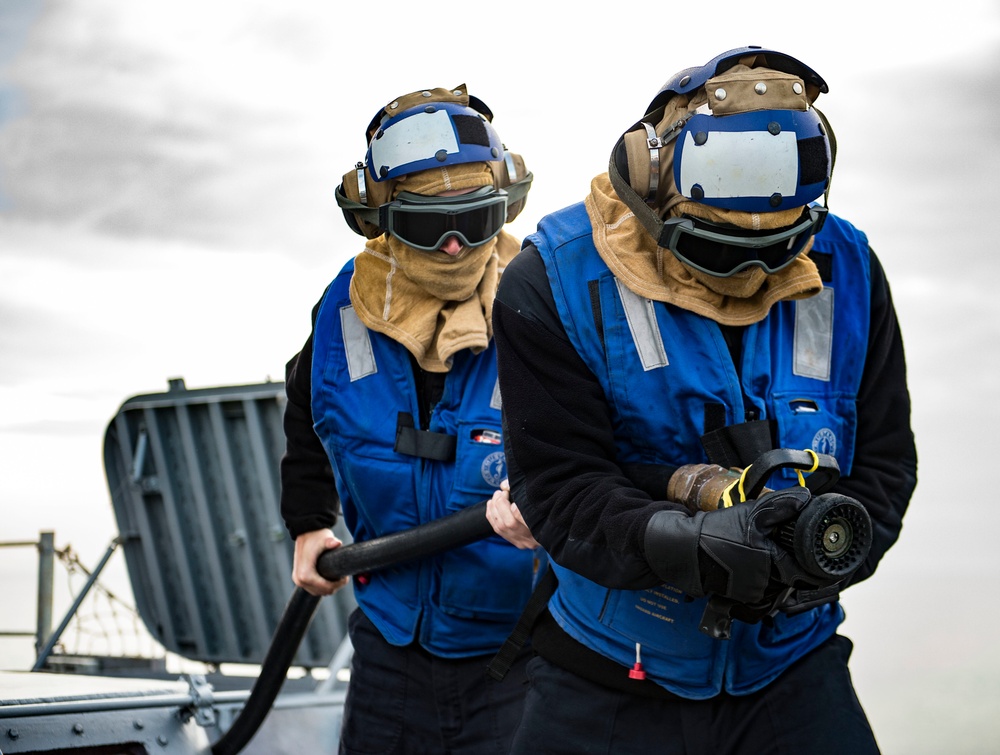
[214,448,872,753]
[211,501,494,755]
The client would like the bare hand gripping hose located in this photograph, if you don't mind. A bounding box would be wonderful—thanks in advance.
[212,500,493,755]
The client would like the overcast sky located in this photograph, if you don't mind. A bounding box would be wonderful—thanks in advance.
[1,2,999,751]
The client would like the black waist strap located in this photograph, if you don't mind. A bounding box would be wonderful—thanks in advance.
[487,566,556,681]
[531,609,683,700]
[488,567,682,702]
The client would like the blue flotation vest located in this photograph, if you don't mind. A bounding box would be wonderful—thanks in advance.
[311,259,536,657]
[529,202,871,697]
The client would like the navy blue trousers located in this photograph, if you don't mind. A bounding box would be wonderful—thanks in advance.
[339,608,529,755]
[509,633,880,755]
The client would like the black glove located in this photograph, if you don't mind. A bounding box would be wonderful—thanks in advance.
[776,583,844,616]
[644,487,811,605]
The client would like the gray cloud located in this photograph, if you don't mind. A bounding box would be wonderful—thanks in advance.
[0,0,342,256]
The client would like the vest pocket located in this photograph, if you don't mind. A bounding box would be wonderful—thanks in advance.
[601,587,715,662]
[452,420,507,495]
[335,450,422,534]
[437,538,534,621]
[770,392,857,480]
[439,418,531,621]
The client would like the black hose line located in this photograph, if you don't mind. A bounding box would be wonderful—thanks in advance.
[316,500,494,581]
[211,587,320,755]
[211,500,493,755]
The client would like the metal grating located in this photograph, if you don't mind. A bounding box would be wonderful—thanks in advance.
[103,378,355,667]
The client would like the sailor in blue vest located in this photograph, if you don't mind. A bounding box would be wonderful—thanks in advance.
[279,85,539,755]
[493,48,917,754]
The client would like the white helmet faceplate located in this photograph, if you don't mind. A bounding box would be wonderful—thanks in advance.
[366,101,503,182]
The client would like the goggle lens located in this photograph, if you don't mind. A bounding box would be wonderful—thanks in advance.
[662,206,827,277]
[383,189,508,251]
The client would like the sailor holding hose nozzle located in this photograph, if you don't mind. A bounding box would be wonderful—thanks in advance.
[492,46,916,755]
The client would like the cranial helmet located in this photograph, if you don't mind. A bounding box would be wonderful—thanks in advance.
[336,85,532,240]
[609,47,837,277]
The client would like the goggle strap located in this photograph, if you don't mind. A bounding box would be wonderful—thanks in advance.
[335,184,381,227]
[504,172,533,206]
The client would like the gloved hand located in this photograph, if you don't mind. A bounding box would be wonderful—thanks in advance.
[644,487,811,605]
[775,583,844,616]
[726,580,845,628]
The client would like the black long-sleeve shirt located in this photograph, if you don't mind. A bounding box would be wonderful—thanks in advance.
[493,243,917,591]
[279,295,447,539]
[279,298,339,539]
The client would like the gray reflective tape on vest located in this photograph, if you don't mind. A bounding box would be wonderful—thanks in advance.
[340,305,377,381]
[793,287,834,381]
[490,378,503,410]
[615,279,669,371]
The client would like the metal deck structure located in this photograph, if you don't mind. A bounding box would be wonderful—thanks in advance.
[1,378,355,754]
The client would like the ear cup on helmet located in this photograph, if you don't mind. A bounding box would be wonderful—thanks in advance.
[617,90,691,207]
[622,127,655,202]
[338,161,393,239]
[619,111,685,207]
[489,148,532,223]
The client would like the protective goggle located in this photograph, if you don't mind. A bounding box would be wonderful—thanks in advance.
[378,187,509,251]
[660,205,828,277]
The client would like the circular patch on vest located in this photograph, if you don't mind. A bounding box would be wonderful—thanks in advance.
[481,451,507,487]
[811,427,837,457]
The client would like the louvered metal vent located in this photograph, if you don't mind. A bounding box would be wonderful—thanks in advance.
[103,378,355,667]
